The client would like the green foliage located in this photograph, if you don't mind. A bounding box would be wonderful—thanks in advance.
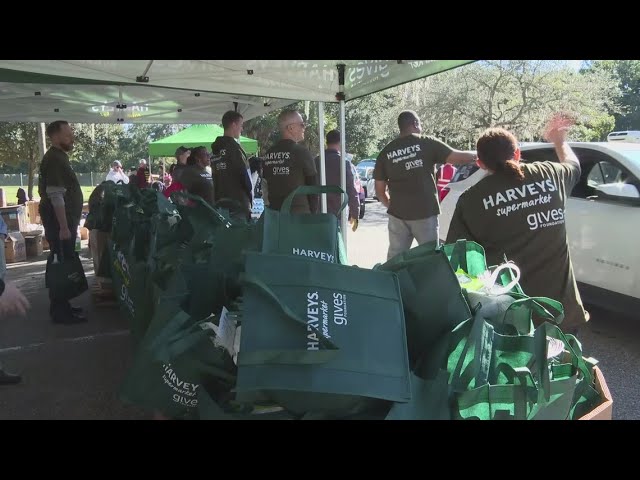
[590,60,640,131]
[70,123,125,173]
[118,124,182,168]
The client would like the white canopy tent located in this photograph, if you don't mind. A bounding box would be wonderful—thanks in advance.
[0,60,476,246]
[0,82,294,124]
[0,60,474,103]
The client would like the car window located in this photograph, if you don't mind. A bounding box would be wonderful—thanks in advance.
[588,161,627,186]
[450,164,479,182]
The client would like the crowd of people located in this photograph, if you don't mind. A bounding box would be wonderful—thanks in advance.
[1,108,589,390]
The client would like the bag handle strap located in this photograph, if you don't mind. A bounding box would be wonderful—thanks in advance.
[281,186,347,215]
[504,295,565,326]
[449,239,470,272]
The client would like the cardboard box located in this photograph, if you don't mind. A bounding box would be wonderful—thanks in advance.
[25,200,41,225]
[4,232,26,263]
[80,226,89,241]
[579,366,613,420]
[0,205,28,232]
[24,233,43,258]
[89,229,110,274]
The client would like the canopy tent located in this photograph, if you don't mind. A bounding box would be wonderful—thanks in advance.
[0,59,477,247]
[0,60,475,112]
[149,124,258,156]
[0,81,293,124]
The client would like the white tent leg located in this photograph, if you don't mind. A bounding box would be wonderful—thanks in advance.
[318,101,327,214]
[339,100,347,250]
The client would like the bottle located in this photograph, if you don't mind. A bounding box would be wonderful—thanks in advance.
[75,226,81,252]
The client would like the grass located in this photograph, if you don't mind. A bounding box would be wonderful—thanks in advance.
[0,185,96,205]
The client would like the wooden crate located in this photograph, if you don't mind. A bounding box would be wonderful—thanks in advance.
[91,277,117,307]
[578,366,613,420]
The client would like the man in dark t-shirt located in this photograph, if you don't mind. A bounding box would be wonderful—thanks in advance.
[38,120,86,324]
[262,109,318,214]
[374,110,477,259]
[211,110,253,220]
[445,114,588,333]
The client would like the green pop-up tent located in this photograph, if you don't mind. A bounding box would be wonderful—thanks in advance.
[149,124,259,157]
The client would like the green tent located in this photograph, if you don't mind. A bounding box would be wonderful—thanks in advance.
[148,124,259,157]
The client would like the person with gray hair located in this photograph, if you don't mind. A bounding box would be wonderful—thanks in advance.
[262,109,318,214]
[37,120,87,324]
[374,110,477,259]
[105,160,129,184]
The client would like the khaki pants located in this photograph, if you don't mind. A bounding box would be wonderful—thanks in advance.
[387,214,439,260]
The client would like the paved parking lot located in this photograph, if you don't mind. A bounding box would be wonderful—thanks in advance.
[0,200,637,419]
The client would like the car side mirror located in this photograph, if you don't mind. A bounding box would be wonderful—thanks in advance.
[594,183,640,201]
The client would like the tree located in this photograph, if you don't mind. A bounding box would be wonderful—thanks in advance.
[0,122,39,199]
[589,60,640,131]
[119,124,182,170]
[71,123,125,173]
[397,61,621,146]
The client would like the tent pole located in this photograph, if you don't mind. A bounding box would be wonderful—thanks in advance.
[337,64,347,252]
[318,101,327,214]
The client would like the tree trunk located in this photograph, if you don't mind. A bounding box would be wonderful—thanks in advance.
[27,148,36,200]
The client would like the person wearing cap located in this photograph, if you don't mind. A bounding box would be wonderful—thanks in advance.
[105,160,129,184]
[169,146,190,183]
[136,159,151,188]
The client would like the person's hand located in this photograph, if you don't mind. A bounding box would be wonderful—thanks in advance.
[543,112,575,145]
[349,217,359,232]
[0,281,30,317]
[59,227,71,240]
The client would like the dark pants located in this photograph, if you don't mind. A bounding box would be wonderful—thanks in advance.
[44,220,78,318]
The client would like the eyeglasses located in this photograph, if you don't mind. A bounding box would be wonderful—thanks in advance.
[287,122,306,129]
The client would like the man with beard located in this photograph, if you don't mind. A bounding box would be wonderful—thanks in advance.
[38,120,87,324]
[210,111,253,220]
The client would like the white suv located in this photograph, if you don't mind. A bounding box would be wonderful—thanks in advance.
[439,142,640,315]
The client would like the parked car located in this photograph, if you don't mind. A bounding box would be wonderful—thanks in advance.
[349,162,366,219]
[356,165,376,201]
[439,142,640,315]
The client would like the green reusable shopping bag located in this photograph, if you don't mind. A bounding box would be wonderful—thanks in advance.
[448,314,596,420]
[376,241,472,365]
[109,239,155,345]
[385,369,451,420]
[262,185,348,265]
[443,239,526,295]
[120,306,205,419]
[235,252,411,418]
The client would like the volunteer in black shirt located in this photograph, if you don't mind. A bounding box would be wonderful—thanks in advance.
[169,145,190,182]
[179,146,215,205]
[263,109,318,214]
[38,120,87,324]
[445,113,588,334]
[211,111,253,220]
[374,110,476,259]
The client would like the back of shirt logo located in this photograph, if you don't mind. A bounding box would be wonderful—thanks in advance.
[272,166,290,175]
[405,159,423,170]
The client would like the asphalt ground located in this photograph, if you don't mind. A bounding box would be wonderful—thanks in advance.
[1,200,637,419]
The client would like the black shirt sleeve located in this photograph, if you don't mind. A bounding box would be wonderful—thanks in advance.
[445,194,475,245]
